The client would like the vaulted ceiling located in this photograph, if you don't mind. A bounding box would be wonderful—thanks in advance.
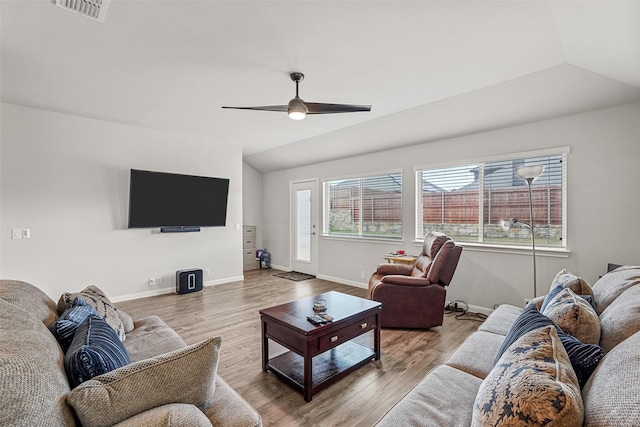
[2,1,640,172]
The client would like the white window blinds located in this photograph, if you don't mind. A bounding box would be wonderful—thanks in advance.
[323,172,402,239]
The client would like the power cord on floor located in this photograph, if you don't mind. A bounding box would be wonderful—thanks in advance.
[444,300,488,322]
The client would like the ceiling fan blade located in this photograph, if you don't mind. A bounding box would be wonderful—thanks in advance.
[221,105,287,112]
[304,102,372,114]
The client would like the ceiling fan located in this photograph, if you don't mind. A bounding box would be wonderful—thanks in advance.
[222,72,371,120]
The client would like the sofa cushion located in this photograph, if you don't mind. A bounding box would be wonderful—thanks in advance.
[0,299,78,426]
[112,403,212,427]
[58,285,127,341]
[67,336,221,427]
[473,326,583,427]
[49,297,101,352]
[477,304,522,336]
[542,288,601,344]
[598,284,640,353]
[445,331,505,379]
[375,364,482,427]
[591,265,640,314]
[202,375,263,427]
[0,279,59,326]
[494,304,603,388]
[65,315,131,388]
[123,315,187,362]
[582,331,640,427]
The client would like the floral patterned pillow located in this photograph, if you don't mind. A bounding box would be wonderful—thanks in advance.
[58,285,126,341]
[550,269,594,299]
[473,325,583,427]
[543,287,601,345]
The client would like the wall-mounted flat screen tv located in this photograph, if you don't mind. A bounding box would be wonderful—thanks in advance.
[128,169,229,230]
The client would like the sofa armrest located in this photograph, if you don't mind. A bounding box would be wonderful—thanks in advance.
[375,263,413,276]
[113,403,212,427]
[380,275,432,286]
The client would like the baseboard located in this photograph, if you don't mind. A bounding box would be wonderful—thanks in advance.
[112,275,245,302]
[111,287,174,303]
[204,275,244,287]
[446,299,494,316]
[316,274,368,289]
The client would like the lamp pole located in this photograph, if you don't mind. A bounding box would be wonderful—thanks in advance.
[515,165,544,299]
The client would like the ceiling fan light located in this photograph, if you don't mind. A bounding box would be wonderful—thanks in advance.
[288,98,307,120]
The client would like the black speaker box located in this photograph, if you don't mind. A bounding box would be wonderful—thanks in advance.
[176,269,203,294]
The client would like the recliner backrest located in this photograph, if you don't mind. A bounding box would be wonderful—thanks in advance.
[410,231,449,278]
[427,240,463,286]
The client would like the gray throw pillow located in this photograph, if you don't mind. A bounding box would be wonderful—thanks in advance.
[67,336,221,427]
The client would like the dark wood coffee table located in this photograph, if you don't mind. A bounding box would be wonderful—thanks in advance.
[260,291,382,402]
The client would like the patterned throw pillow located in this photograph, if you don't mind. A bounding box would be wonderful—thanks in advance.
[493,303,553,366]
[49,297,100,352]
[67,337,221,427]
[58,285,126,341]
[494,303,604,388]
[473,326,583,426]
[65,315,131,388]
[542,288,601,344]
[550,269,594,300]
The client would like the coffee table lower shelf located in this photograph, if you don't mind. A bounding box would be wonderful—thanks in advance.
[266,340,375,394]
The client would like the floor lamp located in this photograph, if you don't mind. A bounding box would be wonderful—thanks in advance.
[500,165,544,299]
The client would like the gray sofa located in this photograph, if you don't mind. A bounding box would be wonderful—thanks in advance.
[375,266,640,426]
[0,280,262,427]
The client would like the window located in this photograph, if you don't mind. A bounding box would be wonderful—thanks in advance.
[323,172,402,239]
[415,150,567,248]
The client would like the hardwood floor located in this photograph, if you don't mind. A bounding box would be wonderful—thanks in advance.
[117,269,482,427]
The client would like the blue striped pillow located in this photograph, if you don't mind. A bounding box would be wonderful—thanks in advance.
[557,332,604,388]
[49,297,100,352]
[494,303,604,388]
[64,315,131,388]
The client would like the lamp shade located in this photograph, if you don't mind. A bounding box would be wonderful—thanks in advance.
[516,165,544,181]
[499,218,516,231]
[288,97,307,120]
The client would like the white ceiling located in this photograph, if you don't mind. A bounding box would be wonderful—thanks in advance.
[2,1,640,173]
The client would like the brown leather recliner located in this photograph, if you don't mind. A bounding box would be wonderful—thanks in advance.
[368,231,463,328]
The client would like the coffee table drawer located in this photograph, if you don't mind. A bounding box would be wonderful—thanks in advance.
[318,315,376,353]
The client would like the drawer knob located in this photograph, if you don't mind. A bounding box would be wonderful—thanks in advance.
[361,322,368,329]
[331,336,338,342]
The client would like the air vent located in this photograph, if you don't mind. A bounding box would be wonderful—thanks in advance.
[55,0,110,23]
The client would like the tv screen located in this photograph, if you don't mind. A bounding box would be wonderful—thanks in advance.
[128,169,229,229]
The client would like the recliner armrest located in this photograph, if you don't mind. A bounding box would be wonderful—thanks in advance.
[375,263,413,276]
[380,275,434,286]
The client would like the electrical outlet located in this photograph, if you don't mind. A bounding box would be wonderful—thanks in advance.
[156,276,162,286]
[360,270,365,279]
[148,277,157,289]
[12,229,22,240]
[22,229,31,239]
[205,268,210,277]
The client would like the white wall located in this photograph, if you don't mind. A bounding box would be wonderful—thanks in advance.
[262,102,640,310]
[1,103,244,301]
[242,162,263,249]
